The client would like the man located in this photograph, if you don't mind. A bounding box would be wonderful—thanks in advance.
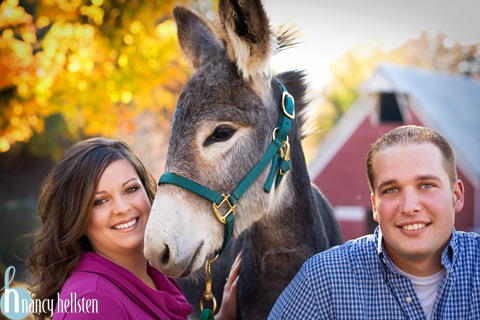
[268,125,480,319]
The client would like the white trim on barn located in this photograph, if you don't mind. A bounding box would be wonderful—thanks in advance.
[335,206,366,222]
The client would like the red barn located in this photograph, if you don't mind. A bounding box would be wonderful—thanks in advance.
[309,64,480,241]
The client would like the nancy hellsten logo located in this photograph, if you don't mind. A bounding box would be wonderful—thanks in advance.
[1,266,98,319]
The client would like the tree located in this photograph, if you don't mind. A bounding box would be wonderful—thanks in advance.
[0,0,212,159]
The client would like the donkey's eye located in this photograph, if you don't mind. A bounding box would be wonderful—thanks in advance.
[204,125,237,147]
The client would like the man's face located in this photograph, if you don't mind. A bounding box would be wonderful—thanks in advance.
[371,142,464,276]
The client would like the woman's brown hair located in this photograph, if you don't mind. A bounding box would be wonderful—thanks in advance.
[26,137,157,320]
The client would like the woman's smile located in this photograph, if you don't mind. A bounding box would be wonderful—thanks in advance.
[112,217,139,230]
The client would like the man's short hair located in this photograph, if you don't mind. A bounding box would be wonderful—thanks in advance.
[366,125,457,193]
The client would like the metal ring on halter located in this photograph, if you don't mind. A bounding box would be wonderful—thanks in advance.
[210,253,220,264]
[272,127,278,141]
[200,293,217,316]
[282,90,295,119]
[272,127,289,143]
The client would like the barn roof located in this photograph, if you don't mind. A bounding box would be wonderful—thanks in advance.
[358,64,480,182]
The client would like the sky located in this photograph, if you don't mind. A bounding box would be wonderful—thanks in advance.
[263,0,480,90]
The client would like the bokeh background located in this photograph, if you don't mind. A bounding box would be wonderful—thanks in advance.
[1,0,479,307]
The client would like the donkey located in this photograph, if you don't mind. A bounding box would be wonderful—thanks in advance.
[144,0,343,319]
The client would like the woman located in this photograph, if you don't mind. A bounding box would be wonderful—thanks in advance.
[27,137,239,320]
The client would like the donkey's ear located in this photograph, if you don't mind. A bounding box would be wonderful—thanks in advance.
[218,0,276,80]
[173,6,224,69]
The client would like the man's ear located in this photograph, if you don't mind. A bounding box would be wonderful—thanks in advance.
[371,193,379,222]
[453,179,465,213]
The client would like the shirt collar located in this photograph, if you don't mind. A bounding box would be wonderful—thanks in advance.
[441,227,457,272]
[374,226,384,257]
[374,226,457,272]
[374,227,395,271]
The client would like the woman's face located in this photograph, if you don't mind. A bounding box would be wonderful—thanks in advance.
[86,159,151,260]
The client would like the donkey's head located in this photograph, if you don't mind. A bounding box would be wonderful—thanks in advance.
[144,0,309,277]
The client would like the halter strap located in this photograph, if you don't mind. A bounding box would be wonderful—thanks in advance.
[158,82,294,254]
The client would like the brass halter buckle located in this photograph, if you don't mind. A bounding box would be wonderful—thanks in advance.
[212,194,236,224]
[279,140,291,175]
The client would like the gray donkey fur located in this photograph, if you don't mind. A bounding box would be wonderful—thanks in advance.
[147,1,343,319]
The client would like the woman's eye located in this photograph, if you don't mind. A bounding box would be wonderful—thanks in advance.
[126,186,139,194]
[94,199,107,206]
[204,125,236,147]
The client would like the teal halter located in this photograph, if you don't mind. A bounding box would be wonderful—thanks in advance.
[158,83,295,254]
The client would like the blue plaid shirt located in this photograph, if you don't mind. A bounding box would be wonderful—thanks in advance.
[268,228,480,319]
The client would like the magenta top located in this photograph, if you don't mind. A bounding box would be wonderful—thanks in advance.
[52,252,193,320]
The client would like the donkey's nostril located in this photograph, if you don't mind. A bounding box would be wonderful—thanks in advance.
[162,244,170,265]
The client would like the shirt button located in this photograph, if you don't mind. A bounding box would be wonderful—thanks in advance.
[383,258,386,264]
[405,297,412,303]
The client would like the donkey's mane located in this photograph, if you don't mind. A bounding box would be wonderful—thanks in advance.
[275,24,312,140]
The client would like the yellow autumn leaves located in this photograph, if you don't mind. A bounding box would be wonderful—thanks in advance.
[0,0,194,154]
